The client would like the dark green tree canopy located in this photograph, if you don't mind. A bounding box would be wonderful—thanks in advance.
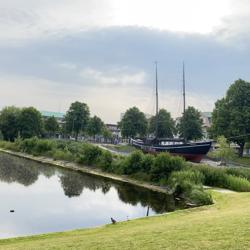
[210,79,250,156]
[0,106,21,141]
[149,109,175,138]
[178,106,203,141]
[119,107,148,138]
[65,101,90,139]
[87,115,104,137]
[19,107,43,139]
[44,116,59,137]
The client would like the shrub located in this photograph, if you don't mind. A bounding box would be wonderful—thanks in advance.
[188,186,213,205]
[141,154,155,172]
[99,151,113,170]
[191,164,227,187]
[151,153,185,181]
[52,149,74,161]
[123,151,144,175]
[18,137,39,154]
[79,144,103,165]
[168,169,212,206]
[34,139,55,154]
[168,170,204,195]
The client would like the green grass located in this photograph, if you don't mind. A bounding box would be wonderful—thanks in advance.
[0,191,250,250]
[104,144,136,153]
[232,155,250,166]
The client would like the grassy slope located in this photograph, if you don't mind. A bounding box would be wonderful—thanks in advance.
[0,191,249,250]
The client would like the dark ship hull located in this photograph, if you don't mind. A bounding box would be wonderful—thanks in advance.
[131,139,212,163]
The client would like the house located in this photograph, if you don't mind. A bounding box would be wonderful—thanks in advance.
[40,111,65,127]
[201,112,212,138]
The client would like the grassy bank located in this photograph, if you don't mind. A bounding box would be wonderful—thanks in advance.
[0,191,249,250]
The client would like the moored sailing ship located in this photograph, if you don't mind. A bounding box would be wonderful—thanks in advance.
[131,62,212,163]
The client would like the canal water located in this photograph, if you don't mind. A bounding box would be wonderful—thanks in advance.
[0,152,181,239]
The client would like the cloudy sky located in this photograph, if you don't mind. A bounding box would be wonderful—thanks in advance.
[0,0,249,123]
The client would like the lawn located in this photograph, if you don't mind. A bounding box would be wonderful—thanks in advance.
[0,191,249,250]
[232,155,250,167]
[103,144,136,153]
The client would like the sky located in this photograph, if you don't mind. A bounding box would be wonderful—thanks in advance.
[0,0,250,123]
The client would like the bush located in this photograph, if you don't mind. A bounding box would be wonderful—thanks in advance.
[188,186,213,205]
[78,144,103,165]
[34,139,55,154]
[191,164,228,187]
[168,170,204,195]
[99,151,113,170]
[168,169,212,206]
[123,151,144,175]
[19,137,39,154]
[151,153,185,181]
[141,154,155,172]
[52,149,74,161]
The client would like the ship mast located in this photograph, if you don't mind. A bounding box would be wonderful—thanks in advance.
[182,62,186,114]
[155,61,159,139]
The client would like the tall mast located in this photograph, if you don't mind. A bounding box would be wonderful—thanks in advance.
[155,61,159,138]
[182,62,186,114]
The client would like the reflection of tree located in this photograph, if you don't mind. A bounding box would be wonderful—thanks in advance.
[37,164,55,179]
[59,170,110,197]
[0,153,39,186]
[116,183,177,213]
[59,171,85,197]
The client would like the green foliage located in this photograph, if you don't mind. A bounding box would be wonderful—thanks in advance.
[52,149,74,161]
[211,79,250,157]
[119,107,148,138]
[65,101,90,138]
[87,115,104,137]
[102,127,113,140]
[99,151,113,170]
[149,109,175,138]
[19,107,43,139]
[213,136,236,163]
[0,131,3,140]
[168,169,212,205]
[0,106,21,141]
[178,106,203,141]
[123,151,144,175]
[188,186,213,205]
[141,154,155,172]
[190,164,250,192]
[151,153,184,181]
[78,144,103,165]
[44,116,59,137]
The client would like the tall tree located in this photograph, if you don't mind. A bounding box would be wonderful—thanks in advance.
[210,79,250,157]
[44,116,59,137]
[19,107,43,139]
[178,106,203,141]
[119,107,148,138]
[0,106,21,141]
[149,109,175,138]
[87,115,104,138]
[65,101,90,140]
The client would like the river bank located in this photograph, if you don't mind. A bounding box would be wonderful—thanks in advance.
[0,148,168,194]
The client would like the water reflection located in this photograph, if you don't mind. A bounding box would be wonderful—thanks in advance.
[0,152,182,238]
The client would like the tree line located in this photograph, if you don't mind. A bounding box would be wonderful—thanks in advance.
[0,101,111,142]
[119,106,203,141]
